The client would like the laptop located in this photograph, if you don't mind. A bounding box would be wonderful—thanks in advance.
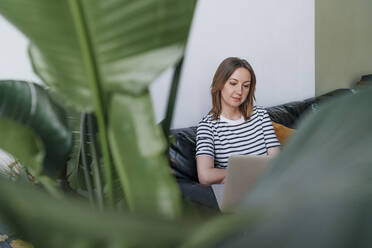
[212,154,272,212]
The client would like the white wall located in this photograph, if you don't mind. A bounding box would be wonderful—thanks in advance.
[0,16,39,83]
[0,0,315,129]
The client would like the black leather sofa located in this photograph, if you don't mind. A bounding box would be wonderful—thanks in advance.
[168,89,352,211]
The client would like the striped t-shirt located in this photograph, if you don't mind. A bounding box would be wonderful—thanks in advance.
[196,106,280,169]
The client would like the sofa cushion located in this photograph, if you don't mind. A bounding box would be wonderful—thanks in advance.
[272,121,295,145]
[177,180,219,210]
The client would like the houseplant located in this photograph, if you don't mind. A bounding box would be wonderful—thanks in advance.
[1,0,372,247]
[0,0,198,217]
[0,0,200,246]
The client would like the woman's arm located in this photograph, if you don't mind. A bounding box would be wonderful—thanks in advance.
[267,146,280,156]
[196,155,226,185]
[261,109,281,156]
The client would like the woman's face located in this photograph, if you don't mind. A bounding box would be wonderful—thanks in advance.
[220,67,251,111]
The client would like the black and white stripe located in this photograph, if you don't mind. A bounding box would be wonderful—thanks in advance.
[196,106,280,169]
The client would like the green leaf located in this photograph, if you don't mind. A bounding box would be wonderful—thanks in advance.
[0,80,71,178]
[0,0,197,206]
[108,92,182,218]
[179,212,261,248]
[0,0,196,110]
[209,88,372,247]
[0,177,196,248]
[0,118,44,176]
[161,57,184,139]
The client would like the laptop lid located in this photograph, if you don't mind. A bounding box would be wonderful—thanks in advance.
[220,154,271,212]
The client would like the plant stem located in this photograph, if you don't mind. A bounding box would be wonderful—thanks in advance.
[162,57,184,140]
[68,0,113,206]
[87,114,104,211]
[80,114,95,207]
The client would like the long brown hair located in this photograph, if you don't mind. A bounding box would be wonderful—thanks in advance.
[209,57,256,121]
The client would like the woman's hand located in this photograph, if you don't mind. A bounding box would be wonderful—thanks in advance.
[220,177,226,184]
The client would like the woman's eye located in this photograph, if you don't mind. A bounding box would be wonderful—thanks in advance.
[229,82,237,86]
[243,84,250,88]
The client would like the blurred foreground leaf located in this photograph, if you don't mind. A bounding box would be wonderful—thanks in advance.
[0,178,196,248]
[217,87,372,247]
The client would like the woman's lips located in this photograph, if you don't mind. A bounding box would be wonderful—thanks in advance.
[232,97,241,101]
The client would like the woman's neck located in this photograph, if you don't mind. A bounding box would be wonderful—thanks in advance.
[220,109,242,120]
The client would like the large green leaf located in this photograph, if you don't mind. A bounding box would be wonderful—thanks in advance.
[0,0,196,207]
[0,80,72,178]
[190,88,372,247]
[0,0,196,110]
[0,177,197,248]
[108,92,182,218]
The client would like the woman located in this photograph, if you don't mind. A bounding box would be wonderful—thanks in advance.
[196,57,280,185]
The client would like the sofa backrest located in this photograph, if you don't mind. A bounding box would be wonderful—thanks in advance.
[169,126,199,182]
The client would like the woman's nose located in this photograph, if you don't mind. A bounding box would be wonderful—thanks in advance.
[235,86,242,95]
